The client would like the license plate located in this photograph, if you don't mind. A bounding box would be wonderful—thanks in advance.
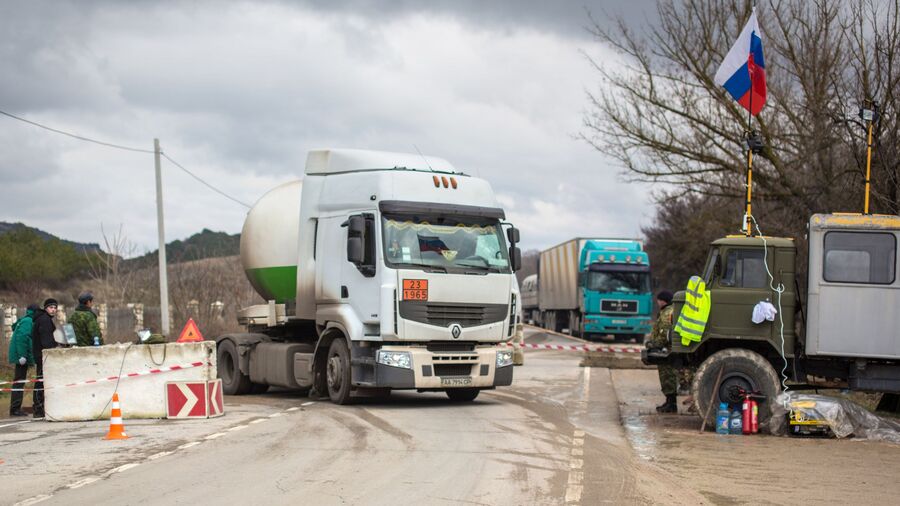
[612,319,627,324]
[441,377,473,387]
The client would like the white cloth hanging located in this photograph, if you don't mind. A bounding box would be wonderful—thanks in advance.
[752,301,778,324]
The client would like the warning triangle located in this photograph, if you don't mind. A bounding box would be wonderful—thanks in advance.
[176,318,205,343]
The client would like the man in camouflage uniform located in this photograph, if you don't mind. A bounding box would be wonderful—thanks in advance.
[70,292,103,347]
[646,290,678,413]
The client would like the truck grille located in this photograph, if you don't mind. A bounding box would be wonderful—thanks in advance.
[601,299,638,314]
[399,302,508,328]
[433,364,474,377]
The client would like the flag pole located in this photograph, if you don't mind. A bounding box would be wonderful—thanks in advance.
[744,80,754,236]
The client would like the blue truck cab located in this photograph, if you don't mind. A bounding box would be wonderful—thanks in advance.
[579,240,653,340]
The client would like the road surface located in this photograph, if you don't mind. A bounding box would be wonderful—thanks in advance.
[1,327,698,505]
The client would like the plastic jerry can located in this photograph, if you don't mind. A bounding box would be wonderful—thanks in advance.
[716,403,730,434]
[729,409,743,434]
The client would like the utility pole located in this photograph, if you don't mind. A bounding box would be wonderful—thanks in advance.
[154,138,170,335]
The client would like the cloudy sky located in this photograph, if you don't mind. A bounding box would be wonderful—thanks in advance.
[0,0,658,254]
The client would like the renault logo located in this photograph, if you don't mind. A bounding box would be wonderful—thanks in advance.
[450,324,462,339]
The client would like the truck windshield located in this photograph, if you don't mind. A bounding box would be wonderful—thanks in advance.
[382,215,510,273]
[586,271,651,294]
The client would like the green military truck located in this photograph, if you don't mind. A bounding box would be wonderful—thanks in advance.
[644,213,900,428]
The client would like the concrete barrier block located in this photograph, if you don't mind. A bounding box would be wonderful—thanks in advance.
[43,342,217,421]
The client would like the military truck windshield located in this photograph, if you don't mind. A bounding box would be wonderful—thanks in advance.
[586,271,651,294]
[382,215,510,273]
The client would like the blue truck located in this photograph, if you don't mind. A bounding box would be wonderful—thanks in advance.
[537,238,653,341]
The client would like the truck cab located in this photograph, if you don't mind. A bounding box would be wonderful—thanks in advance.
[579,240,653,340]
[645,213,900,427]
[218,149,522,404]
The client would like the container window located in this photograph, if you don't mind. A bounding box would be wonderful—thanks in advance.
[720,249,767,288]
[823,232,896,284]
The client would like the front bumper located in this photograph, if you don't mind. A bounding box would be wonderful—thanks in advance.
[370,346,513,390]
[584,315,652,335]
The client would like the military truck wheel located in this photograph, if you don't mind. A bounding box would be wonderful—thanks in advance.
[218,339,252,395]
[326,338,353,405]
[692,348,781,430]
[446,388,480,402]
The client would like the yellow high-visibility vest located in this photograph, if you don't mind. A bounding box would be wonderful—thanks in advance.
[675,276,712,346]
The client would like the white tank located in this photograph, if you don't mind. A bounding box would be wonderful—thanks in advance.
[240,180,302,303]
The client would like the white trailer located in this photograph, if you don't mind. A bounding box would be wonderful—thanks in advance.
[217,149,522,404]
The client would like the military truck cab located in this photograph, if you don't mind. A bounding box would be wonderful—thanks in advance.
[645,213,900,427]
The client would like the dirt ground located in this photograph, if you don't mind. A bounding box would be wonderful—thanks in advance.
[611,368,900,505]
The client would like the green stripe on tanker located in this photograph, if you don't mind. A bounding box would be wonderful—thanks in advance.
[240,180,302,303]
[245,265,298,303]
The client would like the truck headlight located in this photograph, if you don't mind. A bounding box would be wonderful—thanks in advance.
[377,350,412,369]
[496,350,514,368]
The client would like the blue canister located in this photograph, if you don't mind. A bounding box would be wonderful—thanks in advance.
[715,403,730,434]
[93,336,100,346]
[729,409,743,434]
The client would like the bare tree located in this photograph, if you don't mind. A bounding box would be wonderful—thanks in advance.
[84,224,138,306]
[582,0,900,239]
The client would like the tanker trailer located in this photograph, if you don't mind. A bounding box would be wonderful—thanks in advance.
[216,148,523,404]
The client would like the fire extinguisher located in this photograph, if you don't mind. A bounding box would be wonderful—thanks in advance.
[742,396,752,435]
[750,398,759,434]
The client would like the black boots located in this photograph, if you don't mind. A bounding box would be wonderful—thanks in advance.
[656,394,677,413]
[9,410,27,417]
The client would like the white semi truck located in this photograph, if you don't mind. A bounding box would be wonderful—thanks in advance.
[217,149,522,404]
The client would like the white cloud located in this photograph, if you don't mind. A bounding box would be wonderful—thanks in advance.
[0,1,656,253]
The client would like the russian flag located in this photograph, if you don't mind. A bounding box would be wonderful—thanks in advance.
[714,10,766,116]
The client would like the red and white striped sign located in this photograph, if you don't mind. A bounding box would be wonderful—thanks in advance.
[165,379,225,419]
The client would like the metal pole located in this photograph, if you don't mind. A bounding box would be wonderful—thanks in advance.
[154,138,170,335]
[864,120,874,215]
[746,150,754,236]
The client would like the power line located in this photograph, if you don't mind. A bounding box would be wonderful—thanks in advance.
[0,109,155,153]
[0,108,251,208]
[161,152,251,208]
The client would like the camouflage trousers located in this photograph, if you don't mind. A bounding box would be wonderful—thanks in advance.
[658,366,695,396]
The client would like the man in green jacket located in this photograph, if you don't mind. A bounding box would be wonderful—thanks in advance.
[8,304,37,416]
[70,292,103,347]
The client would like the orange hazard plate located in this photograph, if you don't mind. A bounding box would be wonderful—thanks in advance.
[402,279,429,301]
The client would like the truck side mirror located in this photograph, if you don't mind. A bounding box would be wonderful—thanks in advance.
[347,215,365,236]
[347,236,364,264]
[509,246,522,272]
[506,227,520,245]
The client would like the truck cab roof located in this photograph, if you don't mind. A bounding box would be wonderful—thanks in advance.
[305,148,463,176]
[712,236,795,248]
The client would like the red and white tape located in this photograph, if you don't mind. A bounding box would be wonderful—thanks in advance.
[0,361,208,392]
[501,342,643,354]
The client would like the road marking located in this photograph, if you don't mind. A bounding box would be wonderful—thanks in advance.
[147,451,174,461]
[14,494,52,505]
[249,418,268,425]
[286,407,300,412]
[67,477,100,489]
[300,401,316,407]
[573,438,584,446]
[204,432,227,440]
[268,412,285,418]
[564,484,583,503]
[0,420,32,430]
[227,424,248,432]
[573,430,585,438]
[178,441,201,450]
[570,459,583,470]
[571,447,583,456]
[582,367,591,401]
[109,463,140,474]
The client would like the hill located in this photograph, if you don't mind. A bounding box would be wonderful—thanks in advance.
[125,229,241,269]
[0,222,102,253]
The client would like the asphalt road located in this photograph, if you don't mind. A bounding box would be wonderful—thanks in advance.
[2,328,697,506]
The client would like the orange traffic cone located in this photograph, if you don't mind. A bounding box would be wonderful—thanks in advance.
[104,392,130,440]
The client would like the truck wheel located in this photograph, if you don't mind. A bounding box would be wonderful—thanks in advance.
[692,348,781,430]
[218,339,252,395]
[446,388,480,402]
[326,338,353,405]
